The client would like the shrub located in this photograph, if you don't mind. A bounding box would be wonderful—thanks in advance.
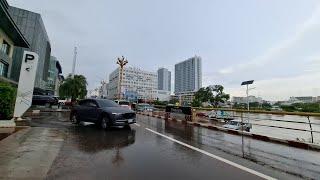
[0,82,17,120]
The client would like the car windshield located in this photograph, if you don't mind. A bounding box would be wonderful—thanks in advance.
[229,121,239,126]
[97,100,119,107]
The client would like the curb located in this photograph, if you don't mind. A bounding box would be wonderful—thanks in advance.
[0,120,16,128]
[137,112,320,151]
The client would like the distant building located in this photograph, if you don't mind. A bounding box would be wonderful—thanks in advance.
[9,6,51,90]
[289,96,314,104]
[100,82,108,98]
[157,68,171,91]
[232,96,263,104]
[174,56,202,94]
[107,66,158,101]
[157,90,171,101]
[314,96,320,102]
[171,92,196,106]
[47,56,62,95]
[0,0,29,84]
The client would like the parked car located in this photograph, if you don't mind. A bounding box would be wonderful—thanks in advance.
[136,103,154,112]
[70,99,136,129]
[114,100,132,109]
[32,95,58,107]
[223,119,252,132]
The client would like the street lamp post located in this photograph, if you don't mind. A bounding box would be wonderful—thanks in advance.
[240,80,254,158]
[117,56,128,100]
[241,80,254,111]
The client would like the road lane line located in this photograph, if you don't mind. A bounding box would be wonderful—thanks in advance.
[134,123,141,127]
[145,128,276,180]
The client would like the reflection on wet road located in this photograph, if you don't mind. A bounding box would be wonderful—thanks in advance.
[29,112,319,179]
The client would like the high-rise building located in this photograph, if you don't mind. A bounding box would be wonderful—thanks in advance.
[47,56,62,95]
[157,68,171,91]
[9,7,51,90]
[0,0,29,84]
[107,66,158,101]
[174,56,202,94]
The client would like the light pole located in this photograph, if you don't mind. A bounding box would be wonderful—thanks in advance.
[241,80,254,111]
[240,80,254,158]
[117,56,128,100]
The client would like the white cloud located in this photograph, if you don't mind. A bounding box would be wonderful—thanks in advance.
[218,4,320,77]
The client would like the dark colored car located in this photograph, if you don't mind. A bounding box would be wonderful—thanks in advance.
[70,99,136,129]
[32,95,58,107]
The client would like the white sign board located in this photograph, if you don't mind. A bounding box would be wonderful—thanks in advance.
[13,51,39,119]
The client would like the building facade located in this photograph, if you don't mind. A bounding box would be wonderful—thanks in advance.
[9,6,51,90]
[232,96,263,104]
[289,96,315,104]
[157,68,171,91]
[107,66,158,101]
[47,56,62,95]
[0,0,29,84]
[174,56,202,94]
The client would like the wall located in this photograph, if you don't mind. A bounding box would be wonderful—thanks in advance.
[9,7,51,90]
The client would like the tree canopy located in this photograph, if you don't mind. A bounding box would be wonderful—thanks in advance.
[192,85,230,107]
[59,74,87,101]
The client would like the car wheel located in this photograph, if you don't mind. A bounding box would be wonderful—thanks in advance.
[71,113,80,124]
[101,117,109,130]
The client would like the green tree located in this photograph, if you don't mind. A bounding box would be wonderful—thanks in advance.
[153,100,167,106]
[169,98,179,105]
[192,85,230,107]
[210,85,230,107]
[59,74,87,102]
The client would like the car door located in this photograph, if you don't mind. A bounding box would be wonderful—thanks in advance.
[77,100,90,121]
[32,96,39,105]
[86,100,99,122]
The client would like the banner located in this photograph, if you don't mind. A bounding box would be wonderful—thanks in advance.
[13,51,39,119]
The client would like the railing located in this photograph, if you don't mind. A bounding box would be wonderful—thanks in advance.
[148,105,320,144]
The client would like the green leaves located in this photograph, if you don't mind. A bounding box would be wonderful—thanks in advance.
[192,85,230,107]
[0,82,17,120]
[59,74,88,101]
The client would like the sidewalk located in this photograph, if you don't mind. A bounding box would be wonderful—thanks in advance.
[0,127,65,180]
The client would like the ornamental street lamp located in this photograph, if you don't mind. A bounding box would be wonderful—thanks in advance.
[117,56,128,100]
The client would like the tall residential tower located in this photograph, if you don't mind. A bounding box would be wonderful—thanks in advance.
[174,56,202,94]
[157,68,171,91]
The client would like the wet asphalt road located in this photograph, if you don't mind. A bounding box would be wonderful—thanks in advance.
[29,112,320,180]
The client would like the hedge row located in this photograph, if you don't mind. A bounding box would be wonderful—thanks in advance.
[0,82,16,120]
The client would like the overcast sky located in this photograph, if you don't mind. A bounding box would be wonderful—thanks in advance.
[7,0,320,101]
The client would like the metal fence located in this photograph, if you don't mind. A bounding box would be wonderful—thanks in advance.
[146,106,320,144]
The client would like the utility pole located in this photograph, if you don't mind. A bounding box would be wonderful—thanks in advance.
[117,56,128,100]
[71,47,77,79]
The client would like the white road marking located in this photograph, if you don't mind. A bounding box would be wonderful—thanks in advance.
[134,123,141,127]
[145,128,276,180]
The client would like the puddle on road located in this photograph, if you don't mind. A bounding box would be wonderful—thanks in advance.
[0,127,25,141]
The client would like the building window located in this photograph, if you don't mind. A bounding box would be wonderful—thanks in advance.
[0,40,11,55]
[0,61,9,77]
